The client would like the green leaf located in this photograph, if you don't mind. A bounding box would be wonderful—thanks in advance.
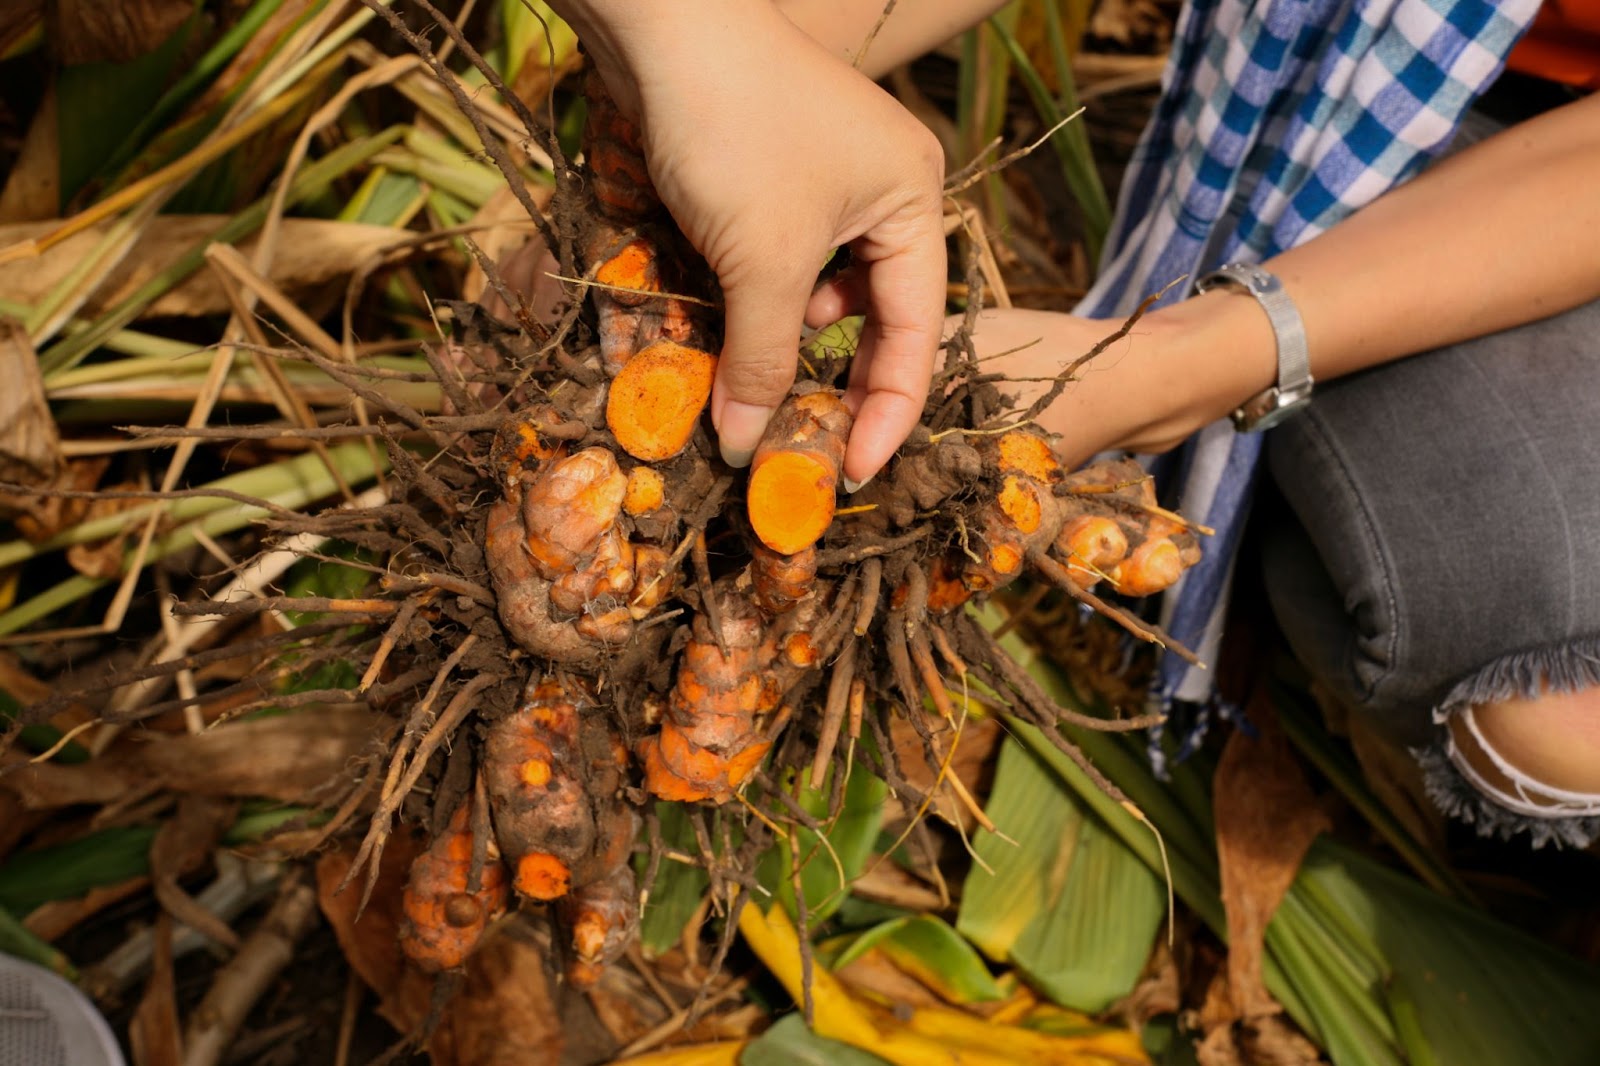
[92,0,290,189]
[958,735,1163,1012]
[1299,843,1600,1066]
[986,16,1109,263]
[56,10,200,206]
[801,317,863,366]
[637,802,712,956]
[0,827,156,915]
[222,805,327,844]
[977,601,1600,1064]
[739,1014,892,1066]
[757,759,887,926]
[832,915,1004,1004]
[499,0,578,84]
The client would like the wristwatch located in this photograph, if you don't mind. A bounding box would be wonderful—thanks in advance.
[1193,263,1313,432]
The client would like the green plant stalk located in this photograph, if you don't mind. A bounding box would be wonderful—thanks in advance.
[1274,891,1394,1041]
[394,79,497,163]
[0,444,387,635]
[406,126,512,199]
[427,190,475,230]
[1274,684,1473,903]
[0,443,383,570]
[988,16,1109,262]
[38,126,406,377]
[253,0,384,108]
[1265,907,1402,1066]
[0,482,371,635]
[0,299,192,363]
[96,0,292,185]
[0,905,74,978]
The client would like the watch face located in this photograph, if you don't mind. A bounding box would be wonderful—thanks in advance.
[1247,403,1301,431]
[1231,388,1310,431]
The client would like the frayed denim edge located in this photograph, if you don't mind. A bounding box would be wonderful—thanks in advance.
[1409,635,1600,849]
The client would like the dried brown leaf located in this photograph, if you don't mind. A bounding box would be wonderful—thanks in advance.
[433,931,564,1066]
[49,0,196,64]
[5,456,106,543]
[0,217,406,320]
[1214,697,1331,1023]
[0,751,135,809]
[835,947,950,1011]
[131,705,381,803]
[315,840,566,1065]
[890,711,1002,831]
[0,2,43,60]
[63,483,144,579]
[315,837,430,1037]
[0,83,59,224]
[128,914,184,1066]
[0,318,61,488]
[462,182,558,313]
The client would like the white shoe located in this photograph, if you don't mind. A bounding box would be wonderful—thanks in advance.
[0,954,125,1066]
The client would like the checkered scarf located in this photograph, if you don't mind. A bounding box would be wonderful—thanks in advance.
[1074,0,1539,751]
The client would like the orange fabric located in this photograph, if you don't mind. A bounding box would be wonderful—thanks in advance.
[1506,0,1600,89]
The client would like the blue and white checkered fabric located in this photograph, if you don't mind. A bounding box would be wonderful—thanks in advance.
[1074,0,1539,755]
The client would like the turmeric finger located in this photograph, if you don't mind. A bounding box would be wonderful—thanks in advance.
[583,70,658,223]
[1107,536,1185,597]
[1055,513,1129,587]
[398,799,509,973]
[520,447,629,578]
[484,676,598,901]
[751,543,817,614]
[747,388,853,556]
[606,339,717,461]
[558,864,640,986]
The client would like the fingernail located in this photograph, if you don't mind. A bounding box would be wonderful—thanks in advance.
[842,473,874,494]
[716,400,771,469]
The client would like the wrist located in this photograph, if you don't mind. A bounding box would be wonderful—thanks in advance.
[1141,288,1280,440]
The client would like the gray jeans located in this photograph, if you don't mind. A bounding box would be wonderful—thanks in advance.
[1260,297,1600,847]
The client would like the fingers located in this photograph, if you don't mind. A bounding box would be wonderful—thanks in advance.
[710,253,820,467]
[838,208,947,487]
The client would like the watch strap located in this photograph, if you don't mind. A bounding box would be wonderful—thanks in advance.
[1194,263,1313,431]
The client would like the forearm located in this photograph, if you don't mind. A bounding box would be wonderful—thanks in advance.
[775,0,1010,79]
[1151,93,1600,434]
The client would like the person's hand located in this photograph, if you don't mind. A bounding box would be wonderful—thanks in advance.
[562,0,947,487]
[962,304,1275,467]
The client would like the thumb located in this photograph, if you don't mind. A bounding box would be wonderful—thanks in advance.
[710,258,818,467]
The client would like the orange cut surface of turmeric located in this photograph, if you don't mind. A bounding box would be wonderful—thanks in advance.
[996,430,1060,483]
[595,238,660,303]
[624,466,666,516]
[606,339,717,461]
[997,476,1043,535]
[748,452,837,555]
[515,852,573,901]
[747,388,852,556]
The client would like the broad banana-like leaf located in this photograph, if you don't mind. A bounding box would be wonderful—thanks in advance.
[833,915,1006,1004]
[739,1015,892,1066]
[958,734,1163,1012]
[637,802,711,956]
[758,759,887,926]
